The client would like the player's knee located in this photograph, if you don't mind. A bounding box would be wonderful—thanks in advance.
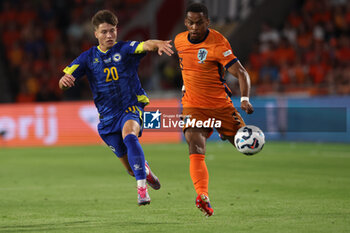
[123,131,138,139]
[189,143,206,155]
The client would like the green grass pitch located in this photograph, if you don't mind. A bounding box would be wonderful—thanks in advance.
[0,141,350,233]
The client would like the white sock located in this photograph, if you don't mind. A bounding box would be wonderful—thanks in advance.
[137,179,146,188]
[145,165,150,176]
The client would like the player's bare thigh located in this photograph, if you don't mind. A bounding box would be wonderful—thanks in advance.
[122,120,141,139]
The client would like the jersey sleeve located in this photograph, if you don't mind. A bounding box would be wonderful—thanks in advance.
[122,41,146,54]
[174,34,180,51]
[214,37,238,70]
[63,51,88,79]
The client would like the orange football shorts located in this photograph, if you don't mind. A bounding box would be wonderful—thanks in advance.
[182,105,245,137]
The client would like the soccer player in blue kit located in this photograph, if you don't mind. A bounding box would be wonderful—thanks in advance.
[58,10,174,205]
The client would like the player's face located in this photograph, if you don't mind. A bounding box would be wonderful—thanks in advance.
[95,23,117,51]
[185,12,209,42]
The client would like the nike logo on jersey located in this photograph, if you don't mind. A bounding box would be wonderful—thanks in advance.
[93,58,99,63]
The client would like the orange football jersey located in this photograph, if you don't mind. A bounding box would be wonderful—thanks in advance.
[174,29,238,108]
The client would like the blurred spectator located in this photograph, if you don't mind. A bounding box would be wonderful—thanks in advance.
[259,22,280,45]
[1,0,350,102]
[245,0,350,96]
[0,0,148,102]
[158,56,182,90]
[282,21,297,45]
[259,59,280,84]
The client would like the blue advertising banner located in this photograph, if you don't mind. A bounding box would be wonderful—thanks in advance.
[224,96,350,143]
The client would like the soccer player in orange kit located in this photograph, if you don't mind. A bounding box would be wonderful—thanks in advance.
[174,3,254,217]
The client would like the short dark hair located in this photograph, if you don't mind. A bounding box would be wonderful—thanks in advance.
[91,10,118,30]
[185,3,208,19]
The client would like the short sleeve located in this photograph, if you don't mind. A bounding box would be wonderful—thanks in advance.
[214,38,238,69]
[63,51,88,79]
[122,41,145,54]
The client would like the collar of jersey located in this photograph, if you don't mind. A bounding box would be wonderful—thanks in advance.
[187,29,209,44]
[97,42,117,53]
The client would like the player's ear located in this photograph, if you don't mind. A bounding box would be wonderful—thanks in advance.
[206,18,210,27]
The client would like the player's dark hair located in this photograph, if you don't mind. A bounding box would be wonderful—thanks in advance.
[186,3,208,19]
[91,10,118,30]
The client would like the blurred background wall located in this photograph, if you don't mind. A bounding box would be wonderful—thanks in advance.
[0,0,349,146]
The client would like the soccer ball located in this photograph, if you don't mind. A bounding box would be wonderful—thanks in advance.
[234,125,265,155]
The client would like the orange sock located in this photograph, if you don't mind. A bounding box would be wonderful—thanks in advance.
[189,154,209,196]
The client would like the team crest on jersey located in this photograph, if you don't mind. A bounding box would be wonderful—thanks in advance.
[113,53,121,62]
[197,48,208,63]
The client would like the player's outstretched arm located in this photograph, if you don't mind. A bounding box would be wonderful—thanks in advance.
[59,73,76,90]
[143,40,174,56]
[227,61,254,114]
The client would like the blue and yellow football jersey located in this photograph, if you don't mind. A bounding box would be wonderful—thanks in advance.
[63,41,149,126]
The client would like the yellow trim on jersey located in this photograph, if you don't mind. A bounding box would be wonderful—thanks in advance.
[97,42,117,53]
[134,42,145,54]
[136,95,150,105]
[63,64,80,75]
[97,45,108,53]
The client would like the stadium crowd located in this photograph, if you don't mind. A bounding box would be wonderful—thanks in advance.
[0,0,349,103]
[247,0,350,96]
[0,0,149,102]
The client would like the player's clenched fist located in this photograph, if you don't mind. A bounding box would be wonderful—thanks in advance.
[241,101,254,114]
[59,74,76,90]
